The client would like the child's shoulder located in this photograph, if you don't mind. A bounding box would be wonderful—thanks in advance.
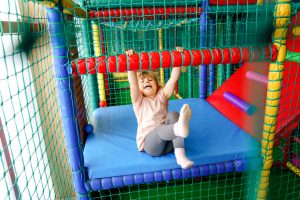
[157,89,168,103]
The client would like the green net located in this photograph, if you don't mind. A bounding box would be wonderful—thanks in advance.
[0,1,74,199]
[0,0,300,200]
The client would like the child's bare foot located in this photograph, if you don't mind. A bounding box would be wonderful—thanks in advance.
[175,148,194,169]
[176,46,184,53]
[125,49,134,56]
[174,104,192,138]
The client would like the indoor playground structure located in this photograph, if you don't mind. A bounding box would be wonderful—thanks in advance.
[1,0,300,199]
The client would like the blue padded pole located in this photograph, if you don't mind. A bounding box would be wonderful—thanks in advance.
[208,18,215,96]
[199,0,208,99]
[46,7,89,200]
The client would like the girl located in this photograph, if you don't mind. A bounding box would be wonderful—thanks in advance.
[126,47,193,169]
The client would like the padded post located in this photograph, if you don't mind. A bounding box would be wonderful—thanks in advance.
[46,7,88,199]
[199,0,208,99]
[208,18,216,96]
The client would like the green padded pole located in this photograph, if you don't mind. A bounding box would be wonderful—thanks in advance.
[217,23,225,88]
[87,75,99,110]
[187,23,192,98]
[76,18,93,57]
[234,17,243,71]
[226,14,232,80]
[77,19,99,113]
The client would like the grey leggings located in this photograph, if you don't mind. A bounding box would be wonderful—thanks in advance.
[144,112,184,156]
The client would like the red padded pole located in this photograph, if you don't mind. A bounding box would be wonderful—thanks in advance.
[90,7,202,18]
[71,46,277,76]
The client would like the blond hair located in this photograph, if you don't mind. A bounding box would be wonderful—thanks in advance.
[137,71,161,91]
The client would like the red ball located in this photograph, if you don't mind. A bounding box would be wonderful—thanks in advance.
[99,101,107,107]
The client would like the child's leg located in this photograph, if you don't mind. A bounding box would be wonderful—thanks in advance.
[144,131,173,156]
[166,111,193,169]
[174,148,194,169]
[174,104,192,138]
[144,112,193,169]
[143,112,178,156]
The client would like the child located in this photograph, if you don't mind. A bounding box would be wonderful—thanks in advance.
[126,47,193,169]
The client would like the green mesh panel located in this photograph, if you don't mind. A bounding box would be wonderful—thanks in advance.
[1,0,300,200]
[0,1,74,199]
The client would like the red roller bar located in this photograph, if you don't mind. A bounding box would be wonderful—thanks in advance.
[90,7,202,18]
[71,46,277,76]
[209,0,257,5]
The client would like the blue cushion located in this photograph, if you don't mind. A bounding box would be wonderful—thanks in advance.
[84,98,261,179]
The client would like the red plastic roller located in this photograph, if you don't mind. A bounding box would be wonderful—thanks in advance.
[118,54,127,72]
[172,50,183,67]
[191,50,202,66]
[97,56,107,73]
[211,48,222,65]
[150,52,160,70]
[241,48,251,63]
[161,51,172,68]
[71,46,275,75]
[222,48,231,64]
[202,49,212,65]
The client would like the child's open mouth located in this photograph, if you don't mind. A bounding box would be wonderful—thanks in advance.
[144,85,152,89]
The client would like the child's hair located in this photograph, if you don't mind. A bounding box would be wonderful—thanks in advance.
[137,71,161,91]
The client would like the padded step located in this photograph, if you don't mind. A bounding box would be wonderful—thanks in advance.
[223,92,256,115]
[246,71,268,85]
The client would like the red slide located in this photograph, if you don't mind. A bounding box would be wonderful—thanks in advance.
[207,62,269,141]
[207,61,300,141]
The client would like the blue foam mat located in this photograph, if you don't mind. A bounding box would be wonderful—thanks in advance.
[84,98,261,179]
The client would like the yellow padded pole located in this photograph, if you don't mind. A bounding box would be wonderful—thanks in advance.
[158,28,182,98]
[158,29,165,85]
[257,1,291,199]
[38,0,59,8]
[38,0,87,17]
[293,26,300,36]
[257,0,264,5]
[92,22,107,107]
[62,0,87,17]
[286,162,300,177]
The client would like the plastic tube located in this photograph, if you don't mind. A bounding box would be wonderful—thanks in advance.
[223,92,256,115]
[246,71,268,85]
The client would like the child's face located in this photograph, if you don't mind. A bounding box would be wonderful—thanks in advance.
[138,75,158,97]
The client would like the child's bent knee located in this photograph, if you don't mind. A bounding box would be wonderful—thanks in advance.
[144,145,163,157]
[166,112,179,123]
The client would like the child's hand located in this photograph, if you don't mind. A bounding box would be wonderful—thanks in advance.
[125,49,134,56]
[175,46,184,53]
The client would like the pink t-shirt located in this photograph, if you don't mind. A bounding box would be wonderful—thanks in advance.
[133,90,168,151]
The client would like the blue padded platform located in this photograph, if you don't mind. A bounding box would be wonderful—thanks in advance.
[84,98,261,183]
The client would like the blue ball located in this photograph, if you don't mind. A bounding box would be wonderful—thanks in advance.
[84,124,93,134]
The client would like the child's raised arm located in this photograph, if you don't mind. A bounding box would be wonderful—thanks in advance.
[163,47,184,100]
[126,50,140,104]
